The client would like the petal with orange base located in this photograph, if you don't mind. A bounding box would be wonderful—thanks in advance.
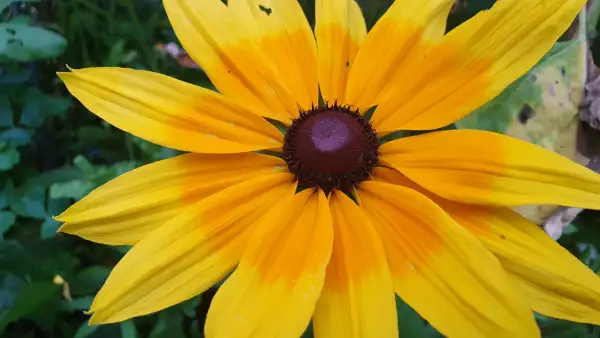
[315,0,366,103]
[87,173,296,324]
[59,67,282,153]
[57,153,287,245]
[163,0,306,121]
[205,189,333,338]
[380,130,600,209]
[313,191,397,338]
[344,0,454,111]
[373,0,586,131]
[358,181,539,338]
[442,204,600,326]
[372,166,600,326]
[242,0,319,110]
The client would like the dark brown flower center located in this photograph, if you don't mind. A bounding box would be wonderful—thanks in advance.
[283,104,379,192]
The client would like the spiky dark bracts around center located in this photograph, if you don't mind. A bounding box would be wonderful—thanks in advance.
[283,104,379,192]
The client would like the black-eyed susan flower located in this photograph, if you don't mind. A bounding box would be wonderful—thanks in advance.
[57,0,600,337]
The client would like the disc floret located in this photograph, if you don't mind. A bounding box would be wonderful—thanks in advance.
[283,104,379,192]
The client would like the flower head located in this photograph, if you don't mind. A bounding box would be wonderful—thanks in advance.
[58,0,600,337]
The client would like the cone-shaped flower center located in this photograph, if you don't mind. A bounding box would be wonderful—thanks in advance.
[283,105,379,191]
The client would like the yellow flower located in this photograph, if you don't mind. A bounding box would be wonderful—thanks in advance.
[57,0,600,337]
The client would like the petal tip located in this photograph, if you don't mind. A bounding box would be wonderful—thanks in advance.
[56,223,68,234]
[88,314,105,326]
[56,72,71,81]
[53,214,66,223]
[88,306,120,325]
[56,222,82,236]
[57,65,76,77]
[54,209,76,223]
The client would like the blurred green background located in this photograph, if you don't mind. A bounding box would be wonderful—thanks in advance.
[1,0,600,337]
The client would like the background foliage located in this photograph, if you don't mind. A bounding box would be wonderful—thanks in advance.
[0,0,599,337]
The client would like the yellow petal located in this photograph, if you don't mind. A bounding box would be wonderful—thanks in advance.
[88,173,296,324]
[315,0,366,103]
[344,0,454,111]
[442,205,600,325]
[59,67,282,153]
[373,0,586,131]
[163,0,303,121]
[242,0,318,109]
[358,181,539,338]
[380,129,600,209]
[205,189,333,338]
[313,191,397,338]
[57,153,286,245]
[372,167,600,326]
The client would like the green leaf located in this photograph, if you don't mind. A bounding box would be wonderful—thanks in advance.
[0,0,39,14]
[189,319,201,338]
[148,313,170,338]
[72,266,111,296]
[396,295,428,337]
[132,136,179,161]
[8,15,32,25]
[568,211,600,249]
[0,145,19,171]
[26,292,62,332]
[579,244,596,266]
[149,311,186,338]
[0,281,59,333]
[74,322,98,338]
[76,126,116,144]
[0,95,13,127]
[0,274,22,310]
[0,128,31,147]
[40,218,60,239]
[107,161,137,177]
[44,95,71,117]
[0,241,29,284]
[300,323,313,338]
[112,245,132,255]
[105,39,126,66]
[588,0,600,37]
[0,23,67,62]
[0,63,32,85]
[0,180,14,209]
[120,321,138,338]
[18,87,71,127]
[50,179,95,200]
[590,254,600,273]
[10,184,46,219]
[423,325,444,338]
[50,158,136,200]
[66,296,94,312]
[29,167,85,188]
[46,197,69,216]
[73,155,95,174]
[18,87,45,127]
[539,319,590,338]
[562,223,578,236]
[0,210,16,239]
